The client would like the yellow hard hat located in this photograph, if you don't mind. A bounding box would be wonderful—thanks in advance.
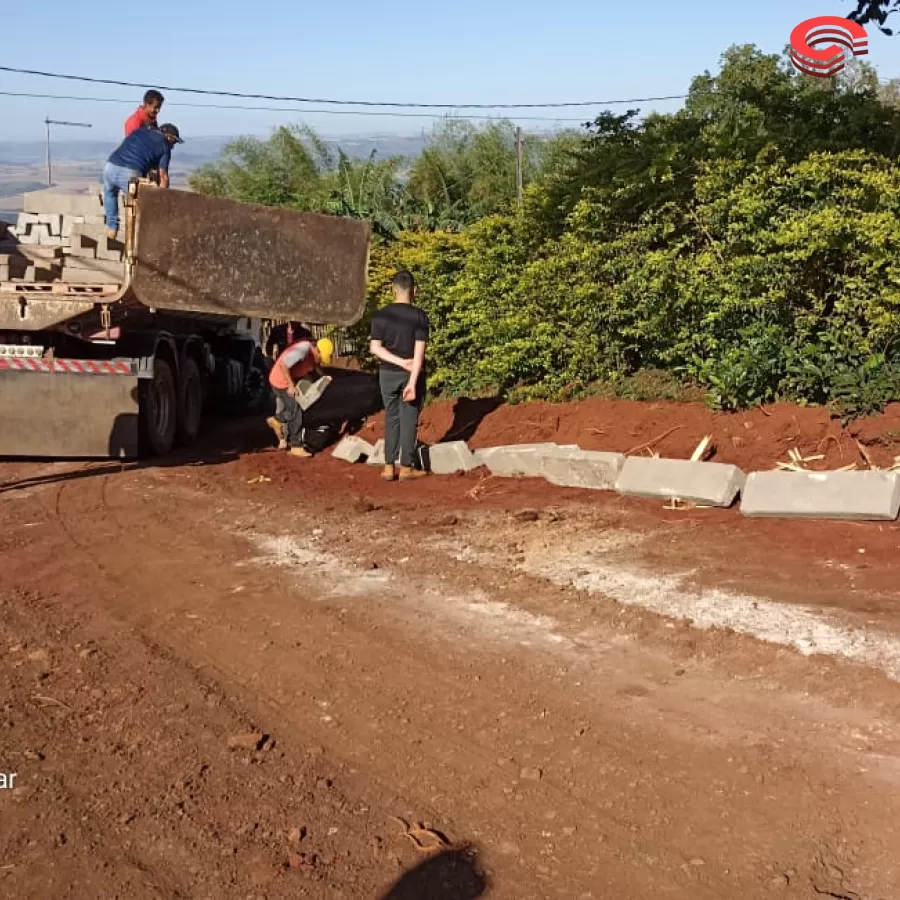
[316,337,334,366]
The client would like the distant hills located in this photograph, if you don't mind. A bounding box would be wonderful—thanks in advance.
[0,133,429,168]
[0,133,430,221]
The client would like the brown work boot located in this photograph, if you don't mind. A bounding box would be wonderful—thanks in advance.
[398,466,427,482]
[266,416,285,443]
[290,447,313,459]
[381,465,396,482]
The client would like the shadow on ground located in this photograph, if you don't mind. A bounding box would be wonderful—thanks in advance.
[379,847,488,900]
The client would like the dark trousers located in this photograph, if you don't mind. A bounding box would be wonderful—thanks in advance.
[379,367,423,468]
[273,387,303,445]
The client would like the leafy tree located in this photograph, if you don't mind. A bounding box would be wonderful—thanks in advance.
[407,118,573,224]
[847,0,899,33]
[525,45,900,241]
[190,125,333,209]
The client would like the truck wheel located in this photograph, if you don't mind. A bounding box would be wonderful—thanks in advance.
[140,358,177,456]
[177,357,204,444]
[241,349,271,416]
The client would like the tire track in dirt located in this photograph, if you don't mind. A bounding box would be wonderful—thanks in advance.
[17,471,742,897]
[55,478,666,897]
[5,461,900,898]
[127,474,900,897]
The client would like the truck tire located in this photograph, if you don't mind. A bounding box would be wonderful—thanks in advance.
[177,357,204,444]
[140,357,178,456]
[241,349,271,416]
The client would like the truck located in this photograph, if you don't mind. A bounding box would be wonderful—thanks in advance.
[0,181,371,458]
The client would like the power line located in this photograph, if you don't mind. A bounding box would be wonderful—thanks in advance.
[0,91,597,123]
[0,65,688,110]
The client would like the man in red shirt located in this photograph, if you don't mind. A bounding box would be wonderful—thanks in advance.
[124,89,164,136]
[267,337,334,457]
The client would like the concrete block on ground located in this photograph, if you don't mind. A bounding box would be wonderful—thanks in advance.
[422,441,479,474]
[615,457,745,507]
[740,470,900,521]
[83,215,107,226]
[541,450,626,491]
[24,189,104,218]
[474,443,581,478]
[331,435,374,464]
[367,439,386,466]
[38,230,66,246]
[16,213,40,229]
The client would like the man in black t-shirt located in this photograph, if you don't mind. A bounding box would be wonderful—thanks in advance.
[369,271,429,482]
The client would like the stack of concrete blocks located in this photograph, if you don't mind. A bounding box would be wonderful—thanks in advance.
[0,187,125,287]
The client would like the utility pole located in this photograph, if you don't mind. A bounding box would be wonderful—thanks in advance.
[45,118,92,187]
[515,126,524,207]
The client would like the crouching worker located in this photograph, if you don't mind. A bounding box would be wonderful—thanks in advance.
[266,337,334,456]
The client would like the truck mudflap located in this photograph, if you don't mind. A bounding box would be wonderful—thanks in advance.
[129,188,372,325]
[0,358,140,458]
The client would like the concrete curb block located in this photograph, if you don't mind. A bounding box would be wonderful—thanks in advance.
[473,443,580,478]
[540,451,626,491]
[367,439,386,466]
[741,470,900,520]
[332,435,374,464]
[423,441,480,474]
[615,457,745,507]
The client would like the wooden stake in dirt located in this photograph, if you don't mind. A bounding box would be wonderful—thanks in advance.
[775,447,825,472]
[855,440,876,470]
[690,436,713,462]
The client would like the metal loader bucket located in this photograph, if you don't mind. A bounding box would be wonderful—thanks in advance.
[129,188,372,325]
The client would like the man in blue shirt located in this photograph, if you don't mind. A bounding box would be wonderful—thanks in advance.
[103,123,183,238]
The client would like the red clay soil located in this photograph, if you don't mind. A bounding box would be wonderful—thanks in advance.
[358,397,900,471]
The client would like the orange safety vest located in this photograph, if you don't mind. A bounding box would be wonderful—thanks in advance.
[269,341,318,390]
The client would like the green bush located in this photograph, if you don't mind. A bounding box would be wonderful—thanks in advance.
[377,150,900,417]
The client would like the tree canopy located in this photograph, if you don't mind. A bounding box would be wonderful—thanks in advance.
[192,44,900,416]
[848,0,899,33]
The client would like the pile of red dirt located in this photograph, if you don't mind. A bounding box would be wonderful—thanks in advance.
[358,397,900,472]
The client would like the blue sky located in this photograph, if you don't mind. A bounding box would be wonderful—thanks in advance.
[1,0,896,141]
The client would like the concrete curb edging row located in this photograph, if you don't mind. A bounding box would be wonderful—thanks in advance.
[329,437,900,521]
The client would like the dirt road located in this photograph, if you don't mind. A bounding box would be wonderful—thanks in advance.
[3,433,900,898]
